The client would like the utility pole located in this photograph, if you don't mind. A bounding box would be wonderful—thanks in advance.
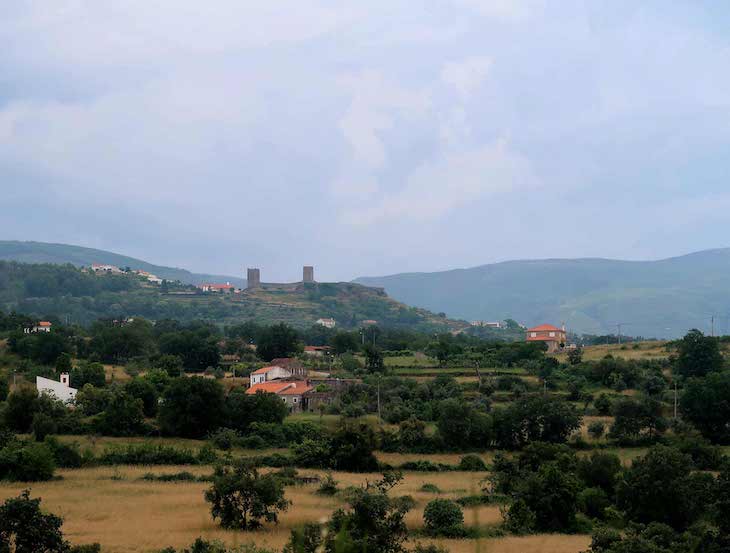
[376,376,381,421]
[673,381,678,420]
[711,315,715,337]
[617,324,622,345]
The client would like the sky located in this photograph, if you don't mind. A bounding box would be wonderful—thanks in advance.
[2,1,730,282]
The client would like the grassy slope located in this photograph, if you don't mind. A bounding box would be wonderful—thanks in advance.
[355,248,730,338]
[0,240,245,287]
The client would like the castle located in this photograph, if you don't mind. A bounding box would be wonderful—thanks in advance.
[245,265,315,290]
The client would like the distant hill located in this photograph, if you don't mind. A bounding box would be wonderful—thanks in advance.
[355,249,730,338]
[0,259,468,332]
[0,241,245,287]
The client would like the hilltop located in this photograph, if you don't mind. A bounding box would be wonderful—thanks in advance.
[0,260,467,332]
[355,248,730,338]
[0,241,244,287]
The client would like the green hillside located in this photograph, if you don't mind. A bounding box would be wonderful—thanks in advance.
[0,260,467,332]
[355,249,730,338]
[0,241,244,287]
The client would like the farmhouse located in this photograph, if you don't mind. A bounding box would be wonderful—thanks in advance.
[249,365,292,386]
[316,317,336,328]
[526,323,567,353]
[245,380,313,412]
[270,358,307,377]
[304,345,332,357]
[199,282,236,293]
[91,263,122,273]
[24,321,52,334]
[36,373,77,404]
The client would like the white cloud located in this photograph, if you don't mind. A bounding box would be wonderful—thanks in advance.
[441,57,493,100]
[341,138,536,225]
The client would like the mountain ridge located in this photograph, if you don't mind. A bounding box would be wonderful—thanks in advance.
[354,248,730,338]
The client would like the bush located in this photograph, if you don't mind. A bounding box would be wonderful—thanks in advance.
[97,444,199,466]
[315,473,338,496]
[0,440,56,481]
[458,454,488,471]
[423,499,465,537]
[503,499,536,535]
[578,487,610,519]
[141,471,202,483]
[587,421,605,440]
[399,460,443,472]
[208,428,240,451]
[44,437,84,468]
[419,483,441,493]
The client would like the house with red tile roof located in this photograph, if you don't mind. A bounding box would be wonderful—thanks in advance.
[24,321,52,334]
[246,380,313,412]
[304,345,332,357]
[199,282,236,293]
[525,324,567,353]
[249,365,292,386]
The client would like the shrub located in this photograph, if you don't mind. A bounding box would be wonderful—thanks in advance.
[316,473,339,496]
[399,460,443,472]
[458,454,488,471]
[97,444,199,466]
[587,421,605,440]
[577,487,610,519]
[0,440,56,481]
[208,428,240,451]
[502,499,536,535]
[141,471,200,483]
[0,491,68,551]
[44,437,84,468]
[423,499,465,537]
[419,483,441,493]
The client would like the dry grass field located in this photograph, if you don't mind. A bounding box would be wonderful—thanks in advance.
[554,341,670,362]
[0,465,590,553]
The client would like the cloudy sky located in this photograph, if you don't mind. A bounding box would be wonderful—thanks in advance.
[2,1,730,282]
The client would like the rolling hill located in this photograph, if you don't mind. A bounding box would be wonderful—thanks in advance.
[355,249,730,338]
[0,241,245,287]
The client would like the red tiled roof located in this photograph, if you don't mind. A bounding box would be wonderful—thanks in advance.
[279,384,312,396]
[526,324,563,332]
[202,283,234,289]
[38,321,52,327]
[251,366,277,375]
[245,382,292,395]
[304,345,331,352]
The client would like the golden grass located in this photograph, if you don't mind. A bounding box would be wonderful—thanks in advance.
[554,341,669,362]
[0,466,511,553]
[377,452,495,467]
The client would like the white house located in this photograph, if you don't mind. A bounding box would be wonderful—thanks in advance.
[316,318,336,329]
[91,263,122,273]
[249,365,292,386]
[24,321,52,334]
[36,373,77,404]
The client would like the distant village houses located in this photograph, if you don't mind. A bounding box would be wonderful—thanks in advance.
[316,317,336,329]
[24,321,52,334]
[36,373,77,404]
[198,282,237,293]
[91,263,123,274]
[526,323,567,353]
[471,321,502,328]
[304,345,332,357]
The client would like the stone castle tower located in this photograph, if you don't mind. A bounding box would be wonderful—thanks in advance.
[303,266,314,283]
[246,268,260,289]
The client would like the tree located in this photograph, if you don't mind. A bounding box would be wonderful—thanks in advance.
[95,389,146,436]
[3,388,40,433]
[256,323,301,361]
[205,461,289,530]
[567,347,583,365]
[0,491,67,552]
[493,395,581,449]
[154,354,183,377]
[609,398,667,443]
[616,445,703,529]
[363,344,385,373]
[159,377,225,438]
[70,361,106,389]
[225,389,288,434]
[159,331,220,372]
[331,332,360,355]
[125,377,159,417]
[674,329,723,379]
[32,413,57,442]
[512,461,581,532]
[423,499,465,537]
[330,422,379,472]
[0,377,8,403]
[680,371,730,443]
[55,353,72,374]
[0,440,56,481]
[436,398,492,449]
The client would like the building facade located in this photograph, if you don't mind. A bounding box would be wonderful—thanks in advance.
[525,324,567,353]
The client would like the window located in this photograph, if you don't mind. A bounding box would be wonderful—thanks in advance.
[549,332,555,337]
[531,332,537,338]
[293,398,298,403]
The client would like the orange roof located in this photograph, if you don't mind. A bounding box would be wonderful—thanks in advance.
[527,324,563,332]
[304,345,331,351]
[279,383,312,396]
[246,382,292,395]
[251,366,277,375]
[38,321,52,327]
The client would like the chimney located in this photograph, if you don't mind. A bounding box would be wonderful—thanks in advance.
[60,373,70,387]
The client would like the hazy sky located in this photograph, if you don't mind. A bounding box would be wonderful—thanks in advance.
[2,1,730,282]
